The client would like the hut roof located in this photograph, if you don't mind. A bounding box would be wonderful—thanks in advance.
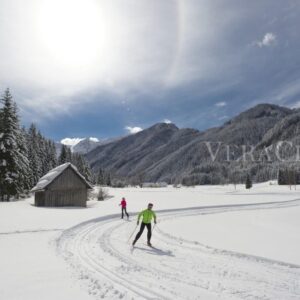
[31,163,93,192]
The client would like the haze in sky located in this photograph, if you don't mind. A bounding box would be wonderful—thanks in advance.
[0,0,300,141]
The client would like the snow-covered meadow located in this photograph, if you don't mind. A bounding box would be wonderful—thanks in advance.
[1,183,300,299]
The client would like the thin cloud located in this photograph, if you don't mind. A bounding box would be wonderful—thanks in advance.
[256,33,277,47]
[125,126,143,134]
[0,0,181,118]
[1,0,299,138]
[255,78,300,108]
[215,101,227,107]
[291,101,300,109]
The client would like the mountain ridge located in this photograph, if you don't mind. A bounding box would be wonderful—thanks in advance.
[85,103,299,184]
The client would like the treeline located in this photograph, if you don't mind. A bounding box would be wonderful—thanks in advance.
[58,143,93,183]
[94,157,300,189]
[94,168,127,187]
[0,89,92,201]
[94,169,148,188]
[278,168,300,186]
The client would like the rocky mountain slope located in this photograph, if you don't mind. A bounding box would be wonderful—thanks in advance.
[86,103,298,184]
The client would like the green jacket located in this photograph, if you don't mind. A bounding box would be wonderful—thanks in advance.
[138,209,156,224]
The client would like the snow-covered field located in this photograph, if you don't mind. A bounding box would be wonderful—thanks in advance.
[1,183,300,299]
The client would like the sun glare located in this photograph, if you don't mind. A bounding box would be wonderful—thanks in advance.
[32,0,179,89]
[37,0,106,68]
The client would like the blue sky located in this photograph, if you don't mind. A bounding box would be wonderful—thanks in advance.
[0,0,300,143]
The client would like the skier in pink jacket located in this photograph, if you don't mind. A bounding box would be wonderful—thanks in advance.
[119,197,129,220]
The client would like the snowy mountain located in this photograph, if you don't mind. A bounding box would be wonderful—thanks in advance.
[85,122,190,179]
[55,137,120,155]
[86,103,297,183]
[73,137,121,154]
[72,138,102,154]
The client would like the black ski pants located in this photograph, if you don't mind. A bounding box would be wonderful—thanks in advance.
[134,222,152,242]
[121,207,129,219]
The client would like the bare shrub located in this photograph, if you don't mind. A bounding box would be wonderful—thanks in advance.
[97,187,109,201]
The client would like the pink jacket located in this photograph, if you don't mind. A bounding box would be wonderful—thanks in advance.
[120,199,127,208]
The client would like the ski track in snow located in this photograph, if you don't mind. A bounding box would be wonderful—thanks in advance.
[0,228,63,235]
[56,199,300,300]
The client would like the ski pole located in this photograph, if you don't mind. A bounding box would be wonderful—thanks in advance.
[127,224,138,243]
[152,223,157,232]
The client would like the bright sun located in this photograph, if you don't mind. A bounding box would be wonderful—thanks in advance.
[31,0,179,89]
[37,0,107,68]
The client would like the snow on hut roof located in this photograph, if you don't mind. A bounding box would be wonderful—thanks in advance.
[31,162,93,192]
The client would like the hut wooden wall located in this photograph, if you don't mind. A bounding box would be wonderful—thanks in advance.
[44,189,87,207]
[50,167,86,190]
[35,191,45,207]
[42,167,88,207]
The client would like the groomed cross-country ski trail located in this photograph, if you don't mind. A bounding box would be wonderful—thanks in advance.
[57,199,300,300]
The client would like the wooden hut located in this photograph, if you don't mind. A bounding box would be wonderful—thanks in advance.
[31,163,93,207]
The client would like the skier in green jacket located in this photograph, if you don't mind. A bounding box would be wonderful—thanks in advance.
[132,203,157,247]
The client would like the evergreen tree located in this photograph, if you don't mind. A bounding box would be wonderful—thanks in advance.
[96,168,105,185]
[137,172,145,188]
[245,174,252,189]
[0,90,62,197]
[106,172,111,186]
[71,152,93,183]
[0,89,29,200]
[278,169,286,185]
[71,152,84,173]
[66,146,72,163]
[37,131,47,176]
[27,124,41,187]
[287,168,296,190]
[0,95,4,199]
[58,144,69,164]
[15,125,31,193]
[46,140,58,171]
[25,124,59,188]
[82,159,93,183]
[0,100,3,130]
